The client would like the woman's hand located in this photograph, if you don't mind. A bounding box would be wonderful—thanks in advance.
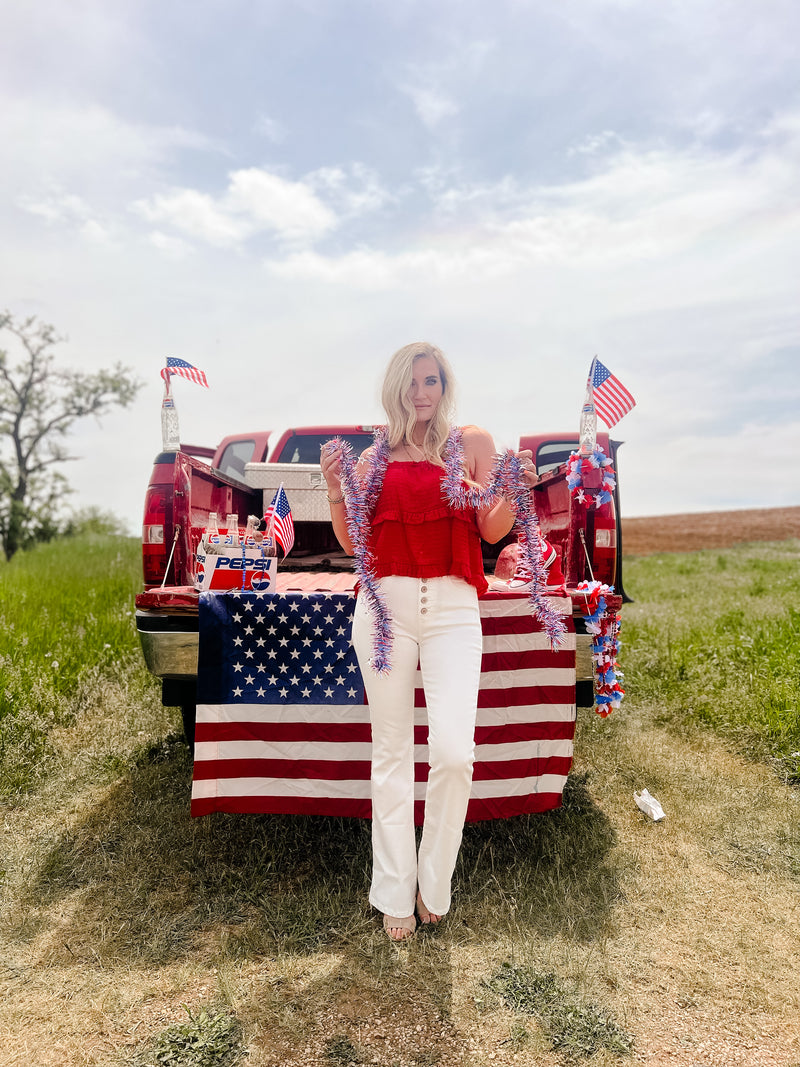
[515,449,540,488]
[462,425,517,543]
[320,440,355,555]
[320,440,344,496]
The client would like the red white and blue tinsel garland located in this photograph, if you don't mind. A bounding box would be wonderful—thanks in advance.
[335,428,394,674]
[577,579,624,716]
[331,427,567,673]
[440,429,567,651]
[566,446,615,508]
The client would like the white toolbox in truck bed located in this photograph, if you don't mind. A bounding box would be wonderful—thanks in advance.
[244,461,330,522]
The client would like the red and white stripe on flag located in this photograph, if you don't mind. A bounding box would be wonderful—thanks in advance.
[161,357,209,389]
[590,358,635,428]
[190,590,576,822]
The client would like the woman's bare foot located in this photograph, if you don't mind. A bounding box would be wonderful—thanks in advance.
[416,892,442,925]
[383,913,416,941]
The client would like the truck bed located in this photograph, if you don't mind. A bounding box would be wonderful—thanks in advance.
[136,427,626,762]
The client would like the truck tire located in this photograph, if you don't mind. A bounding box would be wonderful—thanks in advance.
[181,703,196,753]
[160,679,197,752]
[575,681,595,708]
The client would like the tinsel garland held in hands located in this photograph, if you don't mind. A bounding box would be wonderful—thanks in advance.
[577,579,624,715]
[331,427,567,674]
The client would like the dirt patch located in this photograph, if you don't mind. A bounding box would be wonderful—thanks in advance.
[622,506,800,557]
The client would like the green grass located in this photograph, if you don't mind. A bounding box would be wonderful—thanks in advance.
[0,533,157,795]
[323,1034,366,1064]
[5,534,796,798]
[486,961,634,1062]
[129,1005,244,1067]
[1,535,799,1063]
[621,541,800,781]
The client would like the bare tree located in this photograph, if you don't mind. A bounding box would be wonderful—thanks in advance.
[0,311,141,559]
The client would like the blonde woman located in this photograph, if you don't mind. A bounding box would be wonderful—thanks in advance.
[321,342,538,940]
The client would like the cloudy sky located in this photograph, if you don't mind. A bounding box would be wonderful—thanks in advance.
[2,0,798,531]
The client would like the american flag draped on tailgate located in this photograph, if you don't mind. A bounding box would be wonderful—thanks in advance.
[191,589,576,821]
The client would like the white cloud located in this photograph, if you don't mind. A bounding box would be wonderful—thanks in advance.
[79,219,114,245]
[227,168,337,242]
[307,163,394,217]
[254,114,286,143]
[405,86,459,128]
[17,190,91,225]
[623,419,800,516]
[266,242,517,289]
[568,130,624,157]
[0,96,219,196]
[397,37,494,129]
[17,186,118,246]
[134,167,337,249]
[147,230,193,259]
[265,248,404,289]
[135,188,247,247]
[258,115,800,308]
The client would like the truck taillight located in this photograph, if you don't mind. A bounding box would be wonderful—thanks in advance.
[143,486,171,586]
[592,515,617,588]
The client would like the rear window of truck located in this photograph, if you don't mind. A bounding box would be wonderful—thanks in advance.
[217,438,256,479]
[536,441,577,474]
[276,433,374,464]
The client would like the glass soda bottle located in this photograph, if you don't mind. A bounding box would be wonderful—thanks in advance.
[578,381,597,456]
[225,513,239,546]
[205,512,220,552]
[244,515,258,546]
[161,392,181,452]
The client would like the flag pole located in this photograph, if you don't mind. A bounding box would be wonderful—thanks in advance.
[265,482,282,547]
[578,357,598,456]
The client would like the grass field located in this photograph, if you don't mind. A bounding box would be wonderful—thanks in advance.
[0,535,159,795]
[622,541,800,781]
[1,534,799,1066]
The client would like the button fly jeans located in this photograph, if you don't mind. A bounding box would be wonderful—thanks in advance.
[352,575,483,918]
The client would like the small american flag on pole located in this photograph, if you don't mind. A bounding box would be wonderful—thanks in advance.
[590,358,635,428]
[264,484,295,556]
[161,357,209,389]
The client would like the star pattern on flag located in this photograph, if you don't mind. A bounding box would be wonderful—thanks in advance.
[221,592,362,704]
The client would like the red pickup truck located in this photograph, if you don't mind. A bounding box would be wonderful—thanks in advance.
[135,425,625,747]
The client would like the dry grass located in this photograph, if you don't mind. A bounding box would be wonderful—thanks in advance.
[2,692,799,1066]
[2,537,799,1066]
[622,505,800,557]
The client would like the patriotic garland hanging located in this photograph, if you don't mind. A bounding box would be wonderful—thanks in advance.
[440,429,566,649]
[566,446,616,508]
[330,427,567,673]
[577,579,624,716]
[334,429,394,674]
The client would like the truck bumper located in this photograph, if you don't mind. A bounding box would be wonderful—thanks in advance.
[136,596,604,698]
[136,609,198,679]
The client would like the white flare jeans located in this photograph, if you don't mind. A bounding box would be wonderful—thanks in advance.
[351,575,483,918]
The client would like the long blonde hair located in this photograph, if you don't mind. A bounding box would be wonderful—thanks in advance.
[381,342,456,465]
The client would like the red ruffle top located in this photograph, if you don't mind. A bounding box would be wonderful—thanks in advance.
[370,461,487,596]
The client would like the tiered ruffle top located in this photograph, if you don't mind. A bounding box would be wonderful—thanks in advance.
[370,461,487,596]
